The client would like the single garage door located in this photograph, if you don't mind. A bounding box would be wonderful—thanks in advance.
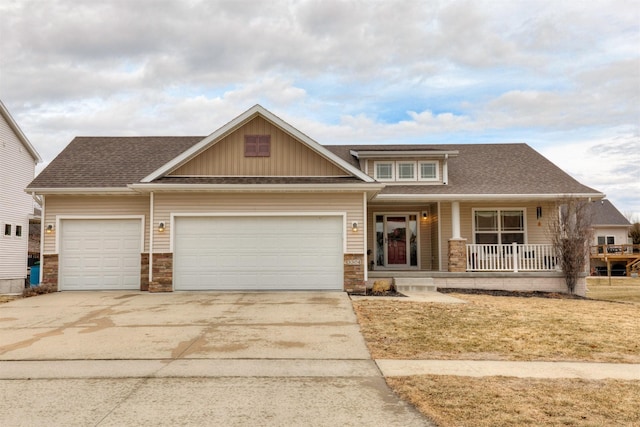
[59,219,142,290]
[174,216,344,290]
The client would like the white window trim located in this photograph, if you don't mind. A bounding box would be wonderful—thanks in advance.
[471,208,527,244]
[374,161,395,181]
[418,161,439,181]
[396,161,417,181]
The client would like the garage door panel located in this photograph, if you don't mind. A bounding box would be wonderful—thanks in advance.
[174,216,343,291]
[59,219,141,291]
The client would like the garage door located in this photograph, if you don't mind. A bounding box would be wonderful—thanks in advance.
[59,219,142,290]
[174,216,343,290]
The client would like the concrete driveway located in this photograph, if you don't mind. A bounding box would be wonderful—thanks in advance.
[0,292,431,426]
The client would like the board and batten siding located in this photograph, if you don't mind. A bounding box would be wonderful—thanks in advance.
[170,117,347,177]
[0,114,36,279]
[152,192,365,254]
[42,195,150,254]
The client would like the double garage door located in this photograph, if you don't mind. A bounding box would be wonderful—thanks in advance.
[59,216,344,291]
[174,216,344,291]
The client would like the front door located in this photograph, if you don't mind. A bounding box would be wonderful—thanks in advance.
[375,214,418,268]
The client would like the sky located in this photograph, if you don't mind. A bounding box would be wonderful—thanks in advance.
[1,0,639,220]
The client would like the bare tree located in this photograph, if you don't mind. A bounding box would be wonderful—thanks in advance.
[549,198,594,294]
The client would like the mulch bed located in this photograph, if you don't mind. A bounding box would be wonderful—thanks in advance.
[438,288,587,299]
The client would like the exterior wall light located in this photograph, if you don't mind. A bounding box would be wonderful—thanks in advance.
[351,221,358,232]
[536,206,542,219]
[422,210,429,219]
[158,222,165,232]
[46,224,54,234]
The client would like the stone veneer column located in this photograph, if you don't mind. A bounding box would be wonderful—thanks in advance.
[448,239,467,272]
[149,253,173,292]
[140,253,149,291]
[42,254,59,291]
[344,254,365,292]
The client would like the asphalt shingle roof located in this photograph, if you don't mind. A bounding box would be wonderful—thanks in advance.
[28,137,601,197]
[590,200,631,226]
[326,143,601,196]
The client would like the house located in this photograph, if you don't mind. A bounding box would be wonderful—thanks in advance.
[0,100,42,293]
[588,199,638,276]
[27,105,604,296]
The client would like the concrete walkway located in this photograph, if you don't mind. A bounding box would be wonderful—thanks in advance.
[376,359,640,380]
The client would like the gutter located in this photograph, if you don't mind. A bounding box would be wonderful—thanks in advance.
[373,192,606,202]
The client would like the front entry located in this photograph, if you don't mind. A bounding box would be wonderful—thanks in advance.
[375,214,418,268]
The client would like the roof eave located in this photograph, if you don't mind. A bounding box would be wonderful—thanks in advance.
[373,192,606,202]
[0,100,42,163]
[129,182,385,193]
[350,150,460,159]
[26,187,136,195]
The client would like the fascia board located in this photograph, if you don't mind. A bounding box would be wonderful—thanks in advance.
[0,100,43,163]
[141,104,375,183]
[129,182,385,192]
[374,192,606,201]
[351,150,459,159]
[25,187,136,195]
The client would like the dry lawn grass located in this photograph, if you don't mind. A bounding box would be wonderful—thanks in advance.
[587,277,640,303]
[0,295,18,304]
[388,375,640,427]
[353,294,640,362]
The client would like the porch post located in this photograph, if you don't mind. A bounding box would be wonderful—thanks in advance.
[451,201,461,239]
[448,201,467,272]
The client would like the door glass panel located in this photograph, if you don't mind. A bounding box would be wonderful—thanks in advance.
[386,216,407,265]
[376,215,384,267]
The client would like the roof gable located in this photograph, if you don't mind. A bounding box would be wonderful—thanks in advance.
[0,100,42,163]
[590,200,631,226]
[169,115,348,177]
[142,105,374,183]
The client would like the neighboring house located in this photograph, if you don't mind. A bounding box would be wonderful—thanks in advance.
[27,105,604,296]
[589,199,637,276]
[0,100,42,293]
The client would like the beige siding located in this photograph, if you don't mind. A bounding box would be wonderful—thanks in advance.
[439,201,556,269]
[170,117,347,177]
[43,195,150,254]
[367,204,436,271]
[592,226,630,245]
[0,114,36,279]
[152,192,365,254]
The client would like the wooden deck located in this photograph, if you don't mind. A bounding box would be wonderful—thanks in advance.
[590,244,640,276]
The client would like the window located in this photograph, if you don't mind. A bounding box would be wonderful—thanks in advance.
[474,209,525,244]
[396,162,415,180]
[374,162,394,180]
[244,135,271,157]
[419,161,438,181]
[4,224,11,236]
[15,225,22,237]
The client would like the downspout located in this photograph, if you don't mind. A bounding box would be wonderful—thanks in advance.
[363,192,368,284]
[149,192,154,283]
[443,154,449,185]
[39,195,45,284]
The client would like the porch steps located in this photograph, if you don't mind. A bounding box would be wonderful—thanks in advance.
[394,277,437,293]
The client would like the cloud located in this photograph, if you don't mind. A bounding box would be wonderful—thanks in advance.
[0,0,638,217]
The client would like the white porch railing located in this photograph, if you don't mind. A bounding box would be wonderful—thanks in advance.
[466,243,557,272]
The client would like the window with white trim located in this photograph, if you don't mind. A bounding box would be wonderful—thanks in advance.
[374,162,394,180]
[474,209,525,244]
[419,161,438,181]
[4,224,11,237]
[396,162,415,181]
[15,225,22,237]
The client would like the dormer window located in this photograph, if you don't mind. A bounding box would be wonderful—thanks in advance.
[374,162,394,180]
[397,162,416,181]
[419,161,438,181]
[245,135,271,157]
